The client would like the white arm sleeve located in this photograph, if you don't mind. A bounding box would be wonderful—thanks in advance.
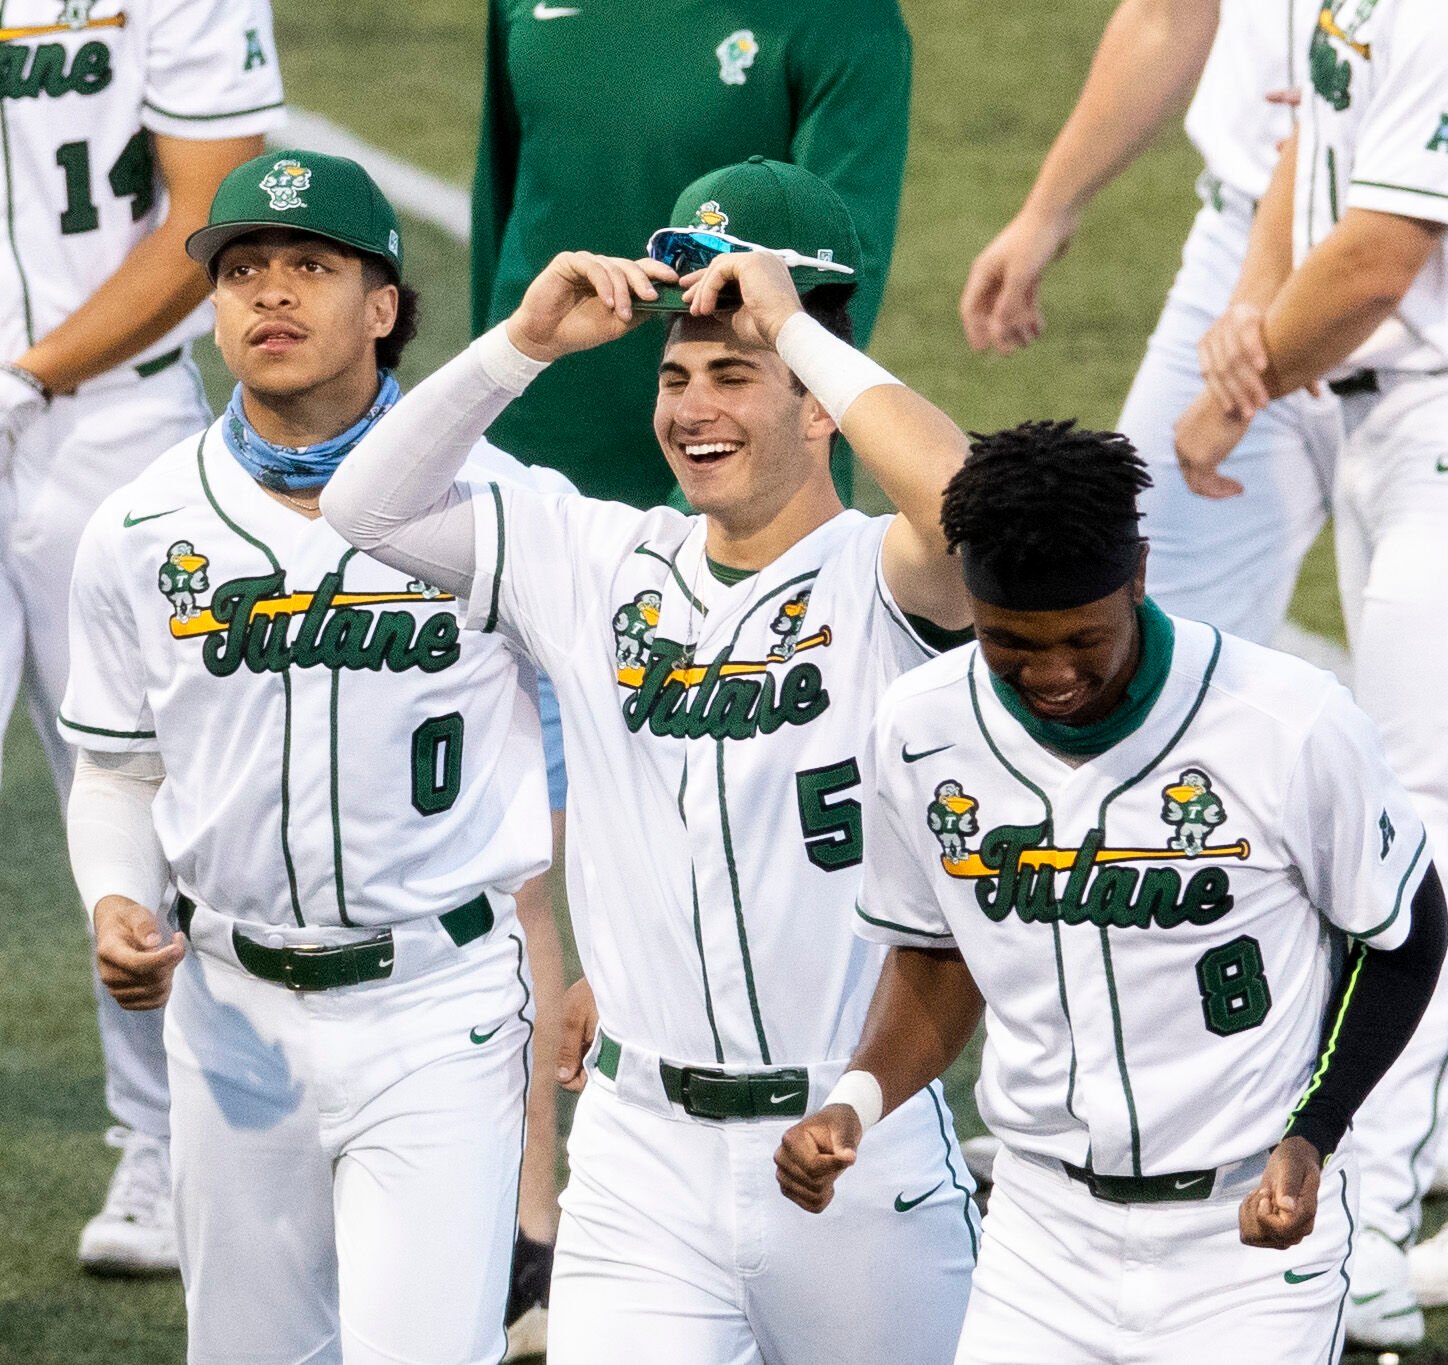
[322,325,550,595]
[68,750,169,928]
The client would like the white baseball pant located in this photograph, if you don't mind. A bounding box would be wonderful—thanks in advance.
[1334,371,1448,1248]
[957,1145,1358,1364]
[1120,194,1340,644]
[166,906,532,1365]
[549,1075,978,1365]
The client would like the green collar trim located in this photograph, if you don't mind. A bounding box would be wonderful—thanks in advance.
[707,555,757,586]
[989,599,1175,757]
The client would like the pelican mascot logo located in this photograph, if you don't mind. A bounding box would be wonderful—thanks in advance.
[767,592,812,662]
[157,541,210,624]
[690,200,729,232]
[716,29,758,86]
[1161,767,1228,857]
[612,590,661,671]
[259,159,311,212]
[928,780,979,862]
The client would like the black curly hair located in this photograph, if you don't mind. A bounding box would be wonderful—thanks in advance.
[941,420,1151,586]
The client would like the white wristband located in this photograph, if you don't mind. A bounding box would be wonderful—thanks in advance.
[824,1069,884,1134]
[774,312,901,425]
[472,322,551,396]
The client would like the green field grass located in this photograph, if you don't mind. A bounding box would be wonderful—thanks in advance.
[0,0,1392,1359]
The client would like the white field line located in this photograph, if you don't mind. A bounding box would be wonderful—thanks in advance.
[272,112,1355,686]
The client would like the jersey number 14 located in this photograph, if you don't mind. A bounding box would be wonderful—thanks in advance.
[55,132,154,235]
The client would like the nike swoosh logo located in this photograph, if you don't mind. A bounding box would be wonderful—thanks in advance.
[1284,1268,1330,1284]
[123,507,182,528]
[469,1024,501,1045]
[1173,1176,1206,1190]
[1349,1289,1387,1305]
[768,1090,803,1105]
[1437,457,1448,473]
[533,2,580,16]
[902,743,953,764]
[894,1181,944,1212]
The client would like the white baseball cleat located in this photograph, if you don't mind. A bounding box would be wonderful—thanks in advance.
[1346,1229,1424,1349]
[961,1134,1000,1187]
[77,1126,179,1276]
[1409,1220,1448,1307]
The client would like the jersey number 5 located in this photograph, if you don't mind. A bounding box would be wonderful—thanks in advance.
[795,759,864,871]
[1195,935,1272,1037]
[56,133,155,236]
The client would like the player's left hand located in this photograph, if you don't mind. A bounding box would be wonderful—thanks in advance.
[678,250,803,350]
[507,251,679,363]
[556,975,598,1093]
[1198,302,1273,420]
[1239,1136,1322,1249]
[774,1104,864,1213]
[1173,392,1252,499]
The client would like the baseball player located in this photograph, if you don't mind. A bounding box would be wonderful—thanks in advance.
[960,0,1338,647]
[777,422,1448,1364]
[60,149,564,1364]
[325,160,980,1364]
[0,0,284,1273]
[1173,0,1448,1341]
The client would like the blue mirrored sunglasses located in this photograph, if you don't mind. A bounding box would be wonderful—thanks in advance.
[645,227,854,277]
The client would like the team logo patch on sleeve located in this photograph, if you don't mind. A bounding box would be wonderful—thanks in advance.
[157,541,211,624]
[716,29,758,85]
[260,160,311,212]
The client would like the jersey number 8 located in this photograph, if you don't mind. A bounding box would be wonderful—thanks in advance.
[1195,934,1272,1037]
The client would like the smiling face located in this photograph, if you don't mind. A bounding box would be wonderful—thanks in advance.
[970,559,1146,727]
[212,229,397,402]
[653,315,835,529]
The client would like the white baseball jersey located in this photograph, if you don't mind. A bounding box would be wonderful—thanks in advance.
[59,425,553,927]
[1185,0,1317,200]
[1295,0,1448,372]
[459,497,938,1067]
[858,614,1429,1177]
[0,0,283,366]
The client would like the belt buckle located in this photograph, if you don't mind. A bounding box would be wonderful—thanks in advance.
[677,1066,733,1120]
[281,942,344,992]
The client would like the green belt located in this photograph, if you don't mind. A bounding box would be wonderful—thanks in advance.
[1061,1158,1216,1204]
[175,889,493,992]
[594,1029,809,1120]
[135,347,182,380]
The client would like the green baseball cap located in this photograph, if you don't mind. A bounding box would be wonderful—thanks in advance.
[639,155,861,312]
[186,149,403,281]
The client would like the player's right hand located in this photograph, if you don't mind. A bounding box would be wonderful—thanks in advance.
[774,1104,864,1213]
[959,210,1076,354]
[507,252,678,363]
[93,896,186,1010]
[0,365,48,481]
[556,975,598,1093]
